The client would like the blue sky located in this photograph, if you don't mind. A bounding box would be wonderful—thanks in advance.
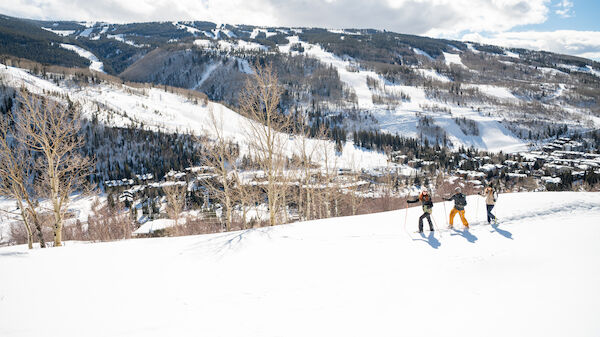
[513,0,599,32]
[460,0,600,60]
[0,0,599,60]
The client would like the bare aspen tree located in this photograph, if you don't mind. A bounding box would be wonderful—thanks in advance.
[87,197,132,241]
[380,164,400,212]
[233,173,257,229]
[14,90,93,247]
[199,106,240,231]
[319,129,339,219]
[0,111,46,248]
[239,63,292,226]
[163,183,186,234]
[295,122,322,221]
[345,154,365,216]
[0,130,33,249]
[0,119,34,248]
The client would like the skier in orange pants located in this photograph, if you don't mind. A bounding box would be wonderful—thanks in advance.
[446,187,469,229]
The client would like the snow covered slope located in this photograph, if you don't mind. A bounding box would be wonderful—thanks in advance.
[1,191,599,337]
[279,36,529,152]
[59,44,104,72]
[0,64,387,170]
[280,36,379,109]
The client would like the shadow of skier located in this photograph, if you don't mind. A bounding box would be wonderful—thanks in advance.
[491,223,513,240]
[414,231,441,249]
[450,228,478,243]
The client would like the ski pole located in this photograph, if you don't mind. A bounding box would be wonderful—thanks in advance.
[475,193,480,223]
[442,197,448,227]
[432,214,442,238]
[403,202,412,238]
[441,171,448,227]
[403,201,408,228]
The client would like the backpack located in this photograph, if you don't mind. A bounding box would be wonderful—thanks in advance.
[455,193,467,207]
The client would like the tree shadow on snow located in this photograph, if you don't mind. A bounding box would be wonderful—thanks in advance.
[0,251,28,257]
[413,231,441,249]
[450,228,478,243]
[491,223,513,240]
[181,227,274,258]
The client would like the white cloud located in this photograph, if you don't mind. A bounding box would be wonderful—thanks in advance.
[1,0,550,37]
[463,30,600,61]
[555,0,574,18]
[1,0,597,61]
[0,0,275,25]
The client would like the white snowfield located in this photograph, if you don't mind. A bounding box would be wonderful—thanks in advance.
[133,218,181,235]
[465,84,518,101]
[417,68,451,82]
[443,52,466,68]
[373,84,528,152]
[59,44,104,73]
[41,27,75,36]
[1,191,599,337]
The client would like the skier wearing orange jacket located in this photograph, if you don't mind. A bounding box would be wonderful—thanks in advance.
[407,188,434,233]
[445,187,469,229]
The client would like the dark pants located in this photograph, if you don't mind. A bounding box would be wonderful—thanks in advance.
[486,205,496,223]
[419,213,433,232]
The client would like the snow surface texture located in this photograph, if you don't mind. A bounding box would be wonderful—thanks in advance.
[413,48,434,60]
[417,68,451,82]
[559,64,600,79]
[464,84,518,101]
[106,34,147,48]
[172,22,201,35]
[41,27,74,36]
[0,64,388,171]
[1,192,599,337]
[59,44,104,72]
[132,218,176,235]
[443,52,466,68]
[250,28,277,39]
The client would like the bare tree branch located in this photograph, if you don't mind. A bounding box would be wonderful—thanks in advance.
[239,63,292,226]
[14,90,94,247]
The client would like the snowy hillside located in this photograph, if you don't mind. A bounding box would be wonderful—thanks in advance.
[0,64,388,170]
[276,36,530,151]
[3,14,599,154]
[277,35,588,152]
[1,191,599,337]
[59,43,104,72]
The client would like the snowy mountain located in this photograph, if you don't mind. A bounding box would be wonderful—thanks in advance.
[1,191,599,336]
[1,14,599,152]
[0,63,388,173]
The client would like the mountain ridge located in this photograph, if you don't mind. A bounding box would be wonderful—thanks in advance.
[1,13,600,153]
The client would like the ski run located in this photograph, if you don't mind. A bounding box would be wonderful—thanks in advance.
[1,191,599,337]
